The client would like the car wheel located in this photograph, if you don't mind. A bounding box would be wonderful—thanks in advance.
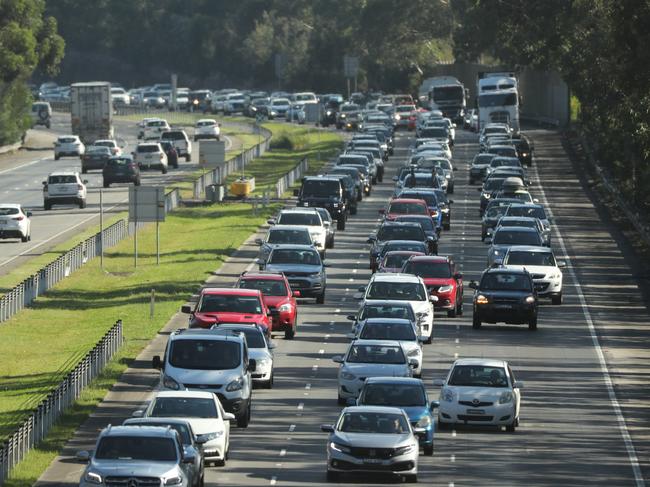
[528,316,538,331]
[506,421,516,432]
[79,200,87,209]
[481,233,486,242]
[424,444,434,456]
[372,176,377,184]
[424,334,432,345]
[103,181,110,188]
[317,291,325,305]
[81,167,87,174]
[21,234,28,243]
[404,474,418,483]
[447,307,457,318]
[285,328,295,340]
[236,404,250,428]
[337,395,346,406]
[357,191,363,202]
[263,372,273,389]
[457,299,463,316]
[326,470,339,482]
[186,154,191,162]
[44,200,51,211]
[472,314,481,329]
[449,184,454,194]
[444,222,450,231]
[134,179,141,186]
[552,293,562,305]
[162,166,168,174]
[350,205,357,215]
[54,154,60,161]
[437,419,451,430]
[337,218,346,231]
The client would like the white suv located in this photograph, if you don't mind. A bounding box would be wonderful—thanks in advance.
[194,119,221,141]
[54,135,85,160]
[133,142,168,173]
[271,208,327,256]
[502,245,565,304]
[144,118,171,140]
[161,129,192,161]
[358,273,437,344]
[42,171,87,210]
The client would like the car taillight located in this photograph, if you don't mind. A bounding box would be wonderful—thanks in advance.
[13,216,24,221]
[128,163,136,168]
[83,155,89,160]
[77,184,83,190]
[159,154,164,160]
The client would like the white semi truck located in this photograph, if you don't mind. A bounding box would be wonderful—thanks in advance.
[70,82,114,144]
[420,76,467,123]
[476,71,520,133]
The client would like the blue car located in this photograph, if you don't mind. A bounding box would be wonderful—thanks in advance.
[354,377,437,456]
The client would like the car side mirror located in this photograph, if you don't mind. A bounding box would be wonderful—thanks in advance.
[76,450,90,462]
[454,272,463,280]
[332,355,343,363]
[152,355,163,370]
[183,454,196,464]
[248,359,257,372]
[26,211,32,217]
[346,397,358,407]
[322,262,330,267]
[429,400,440,411]
[293,290,301,297]
[513,381,524,389]
[267,219,276,225]
[413,427,426,435]
[432,379,445,387]
[448,199,454,204]
[346,332,356,340]
[484,237,492,244]
[132,409,144,418]
[366,235,376,243]
[181,305,192,314]
[378,208,385,215]
[346,315,356,321]
[357,286,366,292]
[429,295,439,303]
[320,424,335,433]
[254,238,263,246]
[533,198,539,203]
[293,189,300,196]
[557,260,567,268]
[392,176,398,181]
[223,412,236,421]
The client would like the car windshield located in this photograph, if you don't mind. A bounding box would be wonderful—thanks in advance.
[383,242,427,254]
[346,344,406,364]
[493,230,541,246]
[376,225,424,241]
[360,322,416,341]
[239,278,288,297]
[403,174,437,188]
[161,132,184,140]
[498,219,535,229]
[267,229,311,245]
[301,180,339,197]
[341,104,359,112]
[94,141,115,148]
[488,147,517,157]
[484,178,506,191]
[399,192,437,207]
[108,158,131,167]
[197,121,215,127]
[338,156,368,166]
[478,93,518,107]
[269,249,320,265]
[367,281,426,301]
[168,339,241,370]
[481,272,531,291]
[403,261,451,278]
[360,304,413,321]
[448,365,509,387]
[150,397,218,418]
[473,154,496,165]
[128,422,191,444]
[485,206,510,219]
[277,213,321,226]
[505,250,556,266]
[48,175,77,184]
[361,384,426,407]
[95,436,177,461]
[338,412,409,434]
[383,253,416,269]
[198,293,262,313]
[396,216,435,233]
[388,202,427,215]
[507,206,547,220]
[0,207,19,216]
[87,147,111,155]
[220,327,266,348]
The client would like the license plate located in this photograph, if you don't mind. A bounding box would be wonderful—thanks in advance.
[495,304,512,310]
[145,155,152,159]
[363,459,383,464]
[0,219,7,224]
[467,409,485,415]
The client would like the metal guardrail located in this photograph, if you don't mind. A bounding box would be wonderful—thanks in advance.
[0,320,123,484]
[275,157,309,198]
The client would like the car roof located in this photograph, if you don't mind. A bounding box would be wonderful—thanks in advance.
[342,405,407,415]
[170,328,247,342]
[269,244,319,252]
[48,171,79,176]
[494,226,539,233]
[505,245,552,253]
[408,255,449,263]
[380,221,422,228]
[0,203,21,209]
[101,425,177,438]
[239,272,286,281]
[390,198,426,204]
[280,207,320,214]
[269,224,310,232]
[200,287,261,296]
[362,318,414,325]
[124,417,193,427]
[154,390,217,399]
[349,339,405,347]
[483,267,530,275]
[453,358,507,368]
[369,273,422,283]
[364,377,424,386]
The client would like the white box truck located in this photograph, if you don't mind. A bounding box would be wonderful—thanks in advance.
[70,82,114,144]
[421,76,467,123]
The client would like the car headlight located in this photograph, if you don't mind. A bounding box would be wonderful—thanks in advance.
[499,391,514,404]
[226,377,244,392]
[416,415,432,428]
[278,303,293,312]
[492,250,500,256]
[407,348,420,357]
[84,472,102,484]
[340,371,356,381]
[309,272,322,278]
[333,203,339,207]
[326,110,332,116]
[340,114,346,118]
[445,174,451,179]
[438,285,453,293]
[476,294,489,305]
[164,476,183,486]
[524,295,536,304]
[442,388,455,402]
[394,444,415,456]
[256,357,272,367]
[330,442,351,453]
[198,431,224,442]
[163,374,180,390]
[394,114,401,120]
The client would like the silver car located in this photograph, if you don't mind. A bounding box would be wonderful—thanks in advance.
[320,406,421,482]
[77,425,192,487]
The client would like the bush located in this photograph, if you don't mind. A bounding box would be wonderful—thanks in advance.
[270,134,295,150]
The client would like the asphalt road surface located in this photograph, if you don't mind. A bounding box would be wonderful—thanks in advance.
[36,127,649,486]
[0,113,235,276]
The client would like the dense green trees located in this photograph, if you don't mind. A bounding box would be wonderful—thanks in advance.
[0,0,64,144]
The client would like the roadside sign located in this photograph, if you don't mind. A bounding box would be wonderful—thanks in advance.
[199,140,226,167]
[343,55,359,78]
[129,186,166,222]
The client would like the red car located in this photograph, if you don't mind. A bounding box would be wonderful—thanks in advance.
[378,250,425,273]
[180,287,272,331]
[236,271,299,339]
[402,255,464,317]
[380,198,429,221]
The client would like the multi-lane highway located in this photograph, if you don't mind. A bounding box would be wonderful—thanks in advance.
[0,113,236,275]
[37,126,649,486]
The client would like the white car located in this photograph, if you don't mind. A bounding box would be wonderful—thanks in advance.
[333,339,416,405]
[0,204,31,242]
[194,119,221,141]
[211,94,227,113]
[42,171,87,210]
[434,358,523,431]
[133,142,168,173]
[358,273,437,344]
[271,208,327,255]
[268,98,291,119]
[137,117,159,139]
[54,135,85,160]
[143,118,170,140]
[110,87,130,105]
[349,318,423,377]
[223,93,246,115]
[92,139,122,156]
[134,390,235,466]
[215,324,275,388]
[502,245,565,304]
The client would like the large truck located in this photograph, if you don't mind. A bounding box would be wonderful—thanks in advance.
[476,71,520,133]
[70,82,114,144]
[420,76,467,123]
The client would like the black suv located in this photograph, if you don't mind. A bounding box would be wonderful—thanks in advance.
[327,173,358,215]
[295,176,349,230]
[470,268,538,330]
[512,134,534,166]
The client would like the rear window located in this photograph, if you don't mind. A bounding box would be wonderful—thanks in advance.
[0,207,19,216]
[197,121,215,127]
[493,230,541,246]
[267,229,311,245]
[107,158,131,167]
[58,137,76,143]
[420,128,448,138]
[147,121,167,127]
[198,294,262,314]
[301,180,340,197]
[160,131,186,140]
[403,260,451,278]
[377,225,424,241]
[48,175,77,184]
[277,213,321,226]
[137,145,160,153]
[238,278,288,297]
[87,146,111,154]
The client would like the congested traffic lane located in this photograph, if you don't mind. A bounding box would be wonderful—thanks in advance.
[205,128,645,486]
[0,113,235,275]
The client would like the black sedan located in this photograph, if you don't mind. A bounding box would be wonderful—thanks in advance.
[81,146,112,173]
[470,268,538,330]
[103,156,141,188]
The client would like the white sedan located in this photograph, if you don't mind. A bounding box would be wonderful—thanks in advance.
[434,358,523,431]
[54,135,85,160]
[194,119,221,141]
[0,204,31,242]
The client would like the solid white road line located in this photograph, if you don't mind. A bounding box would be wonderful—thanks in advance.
[532,159,645,486]
[0,156,48,176]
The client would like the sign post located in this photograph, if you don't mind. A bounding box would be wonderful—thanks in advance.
[343,55,359,99]
[129,186,166,266]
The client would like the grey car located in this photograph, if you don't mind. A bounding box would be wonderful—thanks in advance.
[123,418,204,487]
[77,425,193,487]
[320,406,421,482]
[254,225,314,263]
[486,226,544,267]
[260,244,327,303]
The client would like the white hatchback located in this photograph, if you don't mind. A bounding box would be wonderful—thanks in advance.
[502,245,565,304]
[194,119,221,141]
[434,358,523,431]
[0,204,31,242]
[54,135,85,160]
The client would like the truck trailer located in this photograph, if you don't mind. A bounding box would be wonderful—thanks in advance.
[70,82,114,144]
